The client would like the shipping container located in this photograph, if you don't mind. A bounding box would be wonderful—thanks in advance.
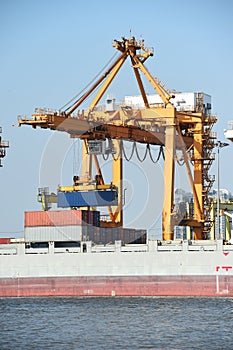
[57,190,118,208]
[81,225,94,241]
[0,238,11,244]
[25,210,100,227]
[90,227,147,245]
[24,224,147,244]
[24,225,83,242]
[93,211,100,227]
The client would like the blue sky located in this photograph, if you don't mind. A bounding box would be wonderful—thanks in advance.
[0,0,233,237]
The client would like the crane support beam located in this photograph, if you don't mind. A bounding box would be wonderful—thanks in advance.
[130,57,149,108]
[162,106,176,240]
[18,114,194,149]
[111,140,123,225]
[92,153,115,222]
[66,52,127,116]
[193,121,205,239]
[176,125,203,222]
[131,55,174,106]
[88,53,128,111]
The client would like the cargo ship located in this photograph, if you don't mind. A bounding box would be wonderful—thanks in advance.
[1,138,233,297]
[1,184,233,297]
[1,36,233,297]
[1,230,233,297]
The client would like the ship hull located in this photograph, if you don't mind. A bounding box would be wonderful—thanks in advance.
[1,240,233,297]
[0,275,232,297]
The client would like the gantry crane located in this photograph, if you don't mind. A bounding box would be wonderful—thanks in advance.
[0,128,9,167]
[18,36,217,240]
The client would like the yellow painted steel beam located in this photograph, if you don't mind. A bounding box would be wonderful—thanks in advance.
[92,154,115,221]
[81,140,92,181]
[111,139,123,225]
[66,52,128,116]
[176,125,202,221]
[130,56,149,108]
[18,114,99,135]
[162,105,176,240]
[18,112,194,148]
[59,184,116,192]
[88,53,128,111]
[193,121,204,239]
[131,55,174,106]
[37,193,57,211]
[79,139,122,225]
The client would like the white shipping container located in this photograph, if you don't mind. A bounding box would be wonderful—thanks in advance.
[24,225,83,242]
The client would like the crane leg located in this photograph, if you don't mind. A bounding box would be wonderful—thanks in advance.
[162,110,176,240]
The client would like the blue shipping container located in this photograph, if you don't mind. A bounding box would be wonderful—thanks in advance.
[57,190,118,208]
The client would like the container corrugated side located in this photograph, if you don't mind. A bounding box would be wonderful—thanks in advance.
[57,190,118,207]
[25,210,100,227]
[90,227,146,244]
[24,225,83,242]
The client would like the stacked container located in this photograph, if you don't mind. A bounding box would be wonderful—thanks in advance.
[24,210,100,242]
[87,227,146,245]
[24,210,146,244]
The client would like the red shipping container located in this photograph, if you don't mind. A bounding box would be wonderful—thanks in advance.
[0,238,11,244]
[25,210,83,227]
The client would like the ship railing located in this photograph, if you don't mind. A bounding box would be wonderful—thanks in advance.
[0,248,17,255]
[54,247,81,254]
[34,107,59,115]
[25,247,49,254]
[157,243,183,252]
[121,244,148,252]
[91,245,116,253]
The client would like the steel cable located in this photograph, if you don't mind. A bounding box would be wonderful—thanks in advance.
[102,153,110,161]
[135,143,149,162]
[122,141,136,161]
[60,52,118,111]
[177,158,185,166]
[100,140,164,164]
[148,145,164,163]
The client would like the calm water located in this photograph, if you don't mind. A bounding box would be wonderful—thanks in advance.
[0,297,233,349]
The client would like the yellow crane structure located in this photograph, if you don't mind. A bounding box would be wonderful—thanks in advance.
[18,36,217,240]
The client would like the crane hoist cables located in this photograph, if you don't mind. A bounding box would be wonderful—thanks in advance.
[134,143,149,162]
[148,145,164,163]
[60,52,119,112]
[122,141,136,161]
[123,142,164,163]
[102,141,164,163]
[176,158,185,166]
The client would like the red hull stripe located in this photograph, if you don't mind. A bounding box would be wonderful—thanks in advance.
[0,275,233,297]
